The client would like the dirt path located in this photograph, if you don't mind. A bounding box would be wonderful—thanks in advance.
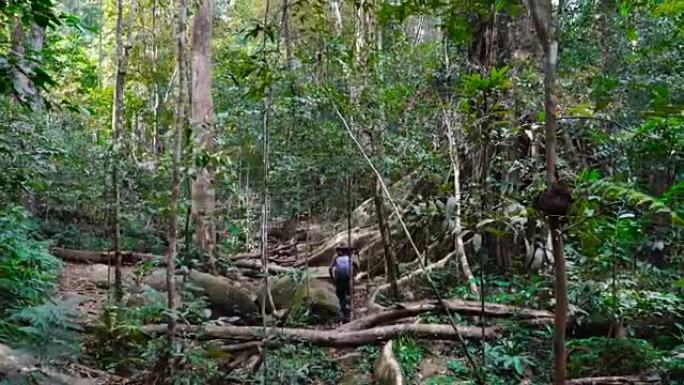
[58,262,134,324]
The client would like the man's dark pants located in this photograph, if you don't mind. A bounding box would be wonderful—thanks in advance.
[335,274,351,321]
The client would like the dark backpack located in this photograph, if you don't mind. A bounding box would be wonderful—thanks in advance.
[335,255,351,278]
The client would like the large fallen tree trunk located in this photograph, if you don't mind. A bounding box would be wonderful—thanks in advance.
[564,374,662,385]
[52,247,159,265]
[340,299,553,331]
[142,323,496,347]
[232,259,296,274]
[293,227,380,267]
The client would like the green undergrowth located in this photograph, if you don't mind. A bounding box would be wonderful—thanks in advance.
[0,206,81,359]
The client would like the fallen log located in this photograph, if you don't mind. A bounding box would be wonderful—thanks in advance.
[232,259,295,274]
[141,323,496,347]
[565,374,662,385]
[340,300,554,331]
[52,247,160,265]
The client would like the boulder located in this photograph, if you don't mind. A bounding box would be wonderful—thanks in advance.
[187,271,258,321]
[82,264,115,289]
[0,344,94,385]
[258,275,298,313]
[142,268,182,292]
[290,279,340,324]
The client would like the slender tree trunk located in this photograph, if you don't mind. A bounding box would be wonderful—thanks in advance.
[191,0,218,274]
[444,109,479,297]
[373,179,399,299]
[167,0,188,339]
[111,0,136,302]
[330,0,343,35]
[281,0,293,68]
[528,1,567,383]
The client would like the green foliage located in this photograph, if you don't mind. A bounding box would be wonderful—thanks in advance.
[567,338,661,378]
[249,343,341,384]
[394,336,425,381]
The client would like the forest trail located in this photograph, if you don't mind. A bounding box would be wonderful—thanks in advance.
[58,262,135,324]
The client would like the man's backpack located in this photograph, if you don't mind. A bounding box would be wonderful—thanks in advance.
[335,255,351,278]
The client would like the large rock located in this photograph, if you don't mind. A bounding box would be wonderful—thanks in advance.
[259,275,298,313]
[83,264,131,289]
[142,268,182,292]
[187,271,258,321]
[290,279,341,324]
[0,344,94,385]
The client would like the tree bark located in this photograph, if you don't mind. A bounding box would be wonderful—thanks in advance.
[191,0,218,274]
[142,323,496,347]
[527,1,567,384]
[111,0,136,302]
[167,0,188,339]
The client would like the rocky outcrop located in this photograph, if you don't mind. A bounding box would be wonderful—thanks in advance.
[0,344,95,385]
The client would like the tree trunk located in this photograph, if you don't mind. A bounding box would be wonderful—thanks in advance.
[527,1,567,383]
[28,22,45,109]
[111,0,136,302]
[373,178,399,299]
[443,109,479,297]
[330,0,343,35]
[167,0,188,339]
[142,323,496,347]
[191,0,218,274]
[10,19,30,104]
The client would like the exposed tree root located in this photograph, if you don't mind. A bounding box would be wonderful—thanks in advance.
[340,299,553,331]
[142,323,496,347]
[373,340,404,385]
[564,374,663,385]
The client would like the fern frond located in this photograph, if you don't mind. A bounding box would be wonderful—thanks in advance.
[581,179,683,226]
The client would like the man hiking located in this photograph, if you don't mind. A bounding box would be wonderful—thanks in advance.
[329,242,358,323]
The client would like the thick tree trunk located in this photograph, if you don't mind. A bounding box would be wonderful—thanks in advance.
[10,19,30,103]
[167,0,188,338]
[142,323,496,346]
[191,0,218,274]
[111,0,136,302]
[527,1,567,384]
[28,22,44,109]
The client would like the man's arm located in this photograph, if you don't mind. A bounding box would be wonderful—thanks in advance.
[328,256,336,280]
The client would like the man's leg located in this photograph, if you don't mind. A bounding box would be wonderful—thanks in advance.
[340,278,351,322]
[336,277,348,321]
